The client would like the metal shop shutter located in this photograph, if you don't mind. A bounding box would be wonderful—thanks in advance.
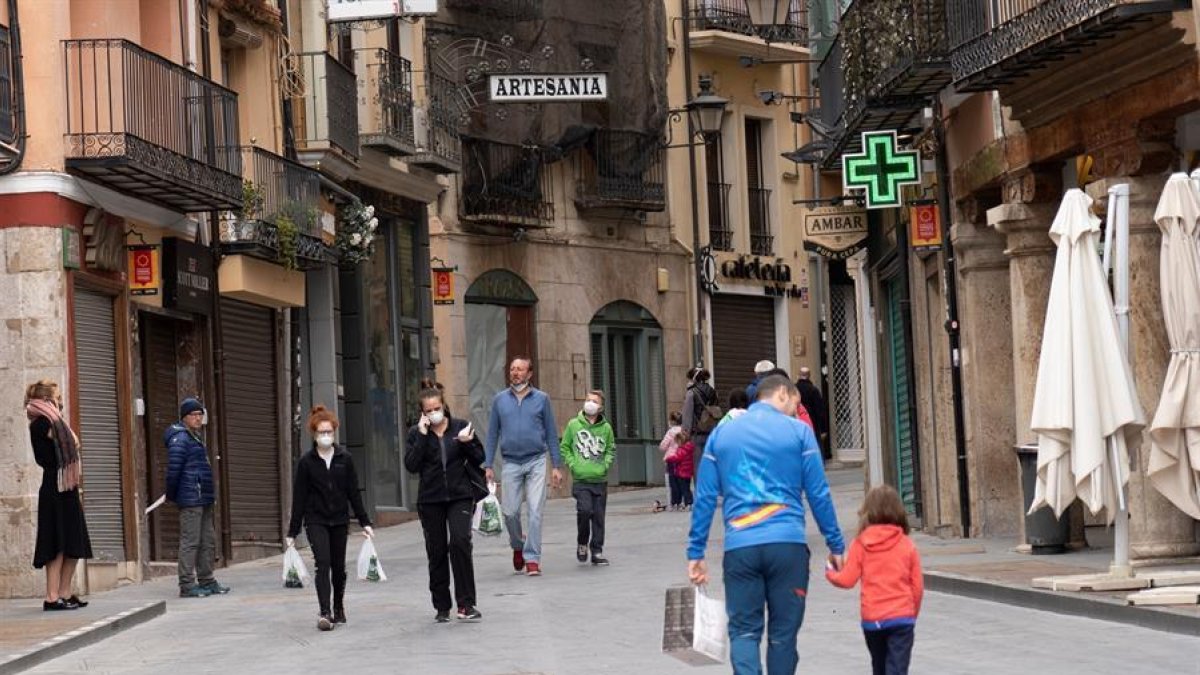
[73,287,126,560]
[220,299,281,544]
[142,315,181,560]
[710,294,776,409]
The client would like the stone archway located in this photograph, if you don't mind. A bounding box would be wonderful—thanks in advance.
[464,269,538,435]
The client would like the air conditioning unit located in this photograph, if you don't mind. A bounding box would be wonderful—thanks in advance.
[218,16,264,50]
[413,105,429,153]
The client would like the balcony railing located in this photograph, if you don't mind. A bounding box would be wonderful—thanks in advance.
[575,130,665,212]
[221,146,327,268]
[748,186,773,256]
[460,137,553,227]
[411,71,462,174]
[358,48,415,156]
[294,52,359,159]
[707,182,733,251]
[949,0,1188,91]
[62,39,242,212]
[689,0,808,44]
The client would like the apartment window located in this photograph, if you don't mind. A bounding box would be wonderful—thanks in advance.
[705,133,732,251]
[0,26,12,142]
[745,118,773,256]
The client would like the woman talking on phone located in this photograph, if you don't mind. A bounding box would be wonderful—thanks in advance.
[404,386,486,623]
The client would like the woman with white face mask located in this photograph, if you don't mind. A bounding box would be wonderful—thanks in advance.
[286,405,373,631]
[404,387,486,623]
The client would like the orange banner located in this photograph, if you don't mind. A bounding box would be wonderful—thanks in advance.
[433,269,455,305]
[909,204,943,251]
[127,245,160,296]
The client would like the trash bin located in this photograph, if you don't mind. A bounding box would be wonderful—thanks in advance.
[1014,443,1070,554]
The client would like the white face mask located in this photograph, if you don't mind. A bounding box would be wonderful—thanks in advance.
[427,410,446,426]
[316,433,335,448]
[582,401,601,417]
[512,381,529,393]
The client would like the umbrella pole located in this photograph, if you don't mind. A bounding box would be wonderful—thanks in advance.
[1110,184,1133,578]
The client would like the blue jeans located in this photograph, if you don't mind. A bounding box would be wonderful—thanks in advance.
[723,543,811,675]
[500,455,547,563]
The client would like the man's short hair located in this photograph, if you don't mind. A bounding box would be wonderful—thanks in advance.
[799,367,811,378]
[510,356,532,369]
[753,360,776,375]
[756,374,798,401]
[588,389,605,403]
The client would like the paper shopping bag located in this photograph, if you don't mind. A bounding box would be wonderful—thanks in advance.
[661,585,727,665]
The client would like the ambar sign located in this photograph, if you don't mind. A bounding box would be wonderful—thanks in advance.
[803,206,868,259]
[489,73,608,102]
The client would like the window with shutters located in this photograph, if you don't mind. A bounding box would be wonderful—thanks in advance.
[744,118,773,256]
[0,26,12,143]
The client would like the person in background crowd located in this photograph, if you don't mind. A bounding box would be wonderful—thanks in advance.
[666,435,695,511]
[484,357,562,577]
[797,367,831,460]
[561,390,615,566]
[287,405,373,631]
[406,388,484,622]
[657,411,685,512]
[25,380,92,611]
[762,367,815,431]
[688,375,845,675]
[745,360,776,400]
[165,398,230,599]
[680,367,718,479]
[719,389,751,427]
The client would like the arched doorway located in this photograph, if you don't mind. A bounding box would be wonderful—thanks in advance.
[589,301,666,485]
[464,270,538,434]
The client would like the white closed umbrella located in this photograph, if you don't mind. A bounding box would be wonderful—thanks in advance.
[1148,173,1200,519]
[1030,189,1145,523]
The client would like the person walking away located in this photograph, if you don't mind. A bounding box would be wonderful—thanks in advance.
[165,398,230,598]
[826,485,923,675]
[796,367,830,460]
[719,389,751,426]
[483,357,562,577]
[745,360,776,400]
[658,412,685,511]
[680,368,718,480]
[666,437,695,510]
[405,388,484,622]
[287,405,373,631]
[560,390,615,565]
[25,380,92,611]
[687,375,846,675]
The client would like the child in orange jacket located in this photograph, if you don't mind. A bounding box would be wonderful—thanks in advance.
[826,485,923,675]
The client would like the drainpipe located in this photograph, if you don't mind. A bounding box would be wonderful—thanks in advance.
[681,0,706,368]
[933,99,971,536]
[0,0,27,175]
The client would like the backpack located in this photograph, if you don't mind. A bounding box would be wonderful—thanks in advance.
[691,383,722,434]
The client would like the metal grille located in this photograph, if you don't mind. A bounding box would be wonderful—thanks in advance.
[829,284,865,452]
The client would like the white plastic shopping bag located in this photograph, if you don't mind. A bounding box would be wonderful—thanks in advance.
[282,544,309,588]
[473,481,503,536]
[692,585,729,663]
[356,537,387,582]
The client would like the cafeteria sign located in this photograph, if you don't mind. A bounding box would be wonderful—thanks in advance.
[489,73,608,102]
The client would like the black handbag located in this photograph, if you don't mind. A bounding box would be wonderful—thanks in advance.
[462,455,488,503]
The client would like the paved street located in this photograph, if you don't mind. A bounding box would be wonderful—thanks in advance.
[23,469,1200,675]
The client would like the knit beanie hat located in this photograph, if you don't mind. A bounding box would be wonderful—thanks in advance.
[179,398,205,418]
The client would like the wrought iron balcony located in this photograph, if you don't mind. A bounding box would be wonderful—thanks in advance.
[949,0,1188,92]
[411,71,462,174]
[689,0,808,45]
[357,49,415,156]
[220,146,328,269]
[459,137,553,228]
[707,181,734,251]
[62,39,242,212]
[819,0,951,168]
[293,52,359,161]
[575,130,665,212]
[748,186,773,256]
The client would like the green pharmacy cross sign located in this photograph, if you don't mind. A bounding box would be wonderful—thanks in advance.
[842,130,921,210]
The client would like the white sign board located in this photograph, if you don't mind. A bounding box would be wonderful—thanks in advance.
[327,0,437,22]
[488,73,608,102]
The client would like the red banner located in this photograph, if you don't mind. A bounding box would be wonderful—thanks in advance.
[909,204,943,251]
[433,269,454,305]
[127,245,160,296]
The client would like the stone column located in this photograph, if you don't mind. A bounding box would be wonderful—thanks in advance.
[1088,176,1200,558]
[953,208,1019,537]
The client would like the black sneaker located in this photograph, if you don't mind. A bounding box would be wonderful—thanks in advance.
[179,585,212,598]
[591,553,609,566]
[199,581,231,595]
[435,610,451,623]
[457,606,482,621]
[333,608,347,624]
[317,613,334,631]
[576,545,588,563]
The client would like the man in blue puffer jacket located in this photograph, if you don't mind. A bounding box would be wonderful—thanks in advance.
[165,398,229,598]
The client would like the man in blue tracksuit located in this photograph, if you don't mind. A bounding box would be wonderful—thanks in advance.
[484,357,562,577]
[688,375,845,675]
[165,398,230,598]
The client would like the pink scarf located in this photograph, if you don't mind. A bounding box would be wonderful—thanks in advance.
[26,399,82,492]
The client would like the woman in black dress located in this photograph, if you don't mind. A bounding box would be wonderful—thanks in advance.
[25,379,93,611]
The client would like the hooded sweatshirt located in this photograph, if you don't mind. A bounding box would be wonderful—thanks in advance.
[825,524,924,630]
[560,412,615,483]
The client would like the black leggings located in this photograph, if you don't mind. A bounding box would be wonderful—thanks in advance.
[669,473,693,506]
[418,499,477,612]
[306,522,348,615]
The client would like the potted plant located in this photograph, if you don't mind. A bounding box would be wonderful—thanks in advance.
[336,199,379,266]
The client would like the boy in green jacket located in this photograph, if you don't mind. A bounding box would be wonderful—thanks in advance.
[561,390,616,566]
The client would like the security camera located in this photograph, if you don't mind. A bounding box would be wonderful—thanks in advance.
[513,227,526,242]
[758,90,782,105]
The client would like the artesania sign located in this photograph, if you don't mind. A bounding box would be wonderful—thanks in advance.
[327,0,437,22]
[489,73,608,102]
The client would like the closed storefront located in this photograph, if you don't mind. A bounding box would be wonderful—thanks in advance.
[72,286,127,561]
[710,294,777,405]
[140,315,183,560]
[220,298,282,552]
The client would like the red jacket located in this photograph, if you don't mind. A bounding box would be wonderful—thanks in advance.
[825,524,923,627]
[666,440,695,479]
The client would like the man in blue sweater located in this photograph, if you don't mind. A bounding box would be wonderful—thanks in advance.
[688,375,845,675]
[484,357,562,576]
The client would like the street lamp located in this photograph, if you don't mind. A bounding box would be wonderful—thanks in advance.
[685,75,728,142]
[744,0,791,28]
